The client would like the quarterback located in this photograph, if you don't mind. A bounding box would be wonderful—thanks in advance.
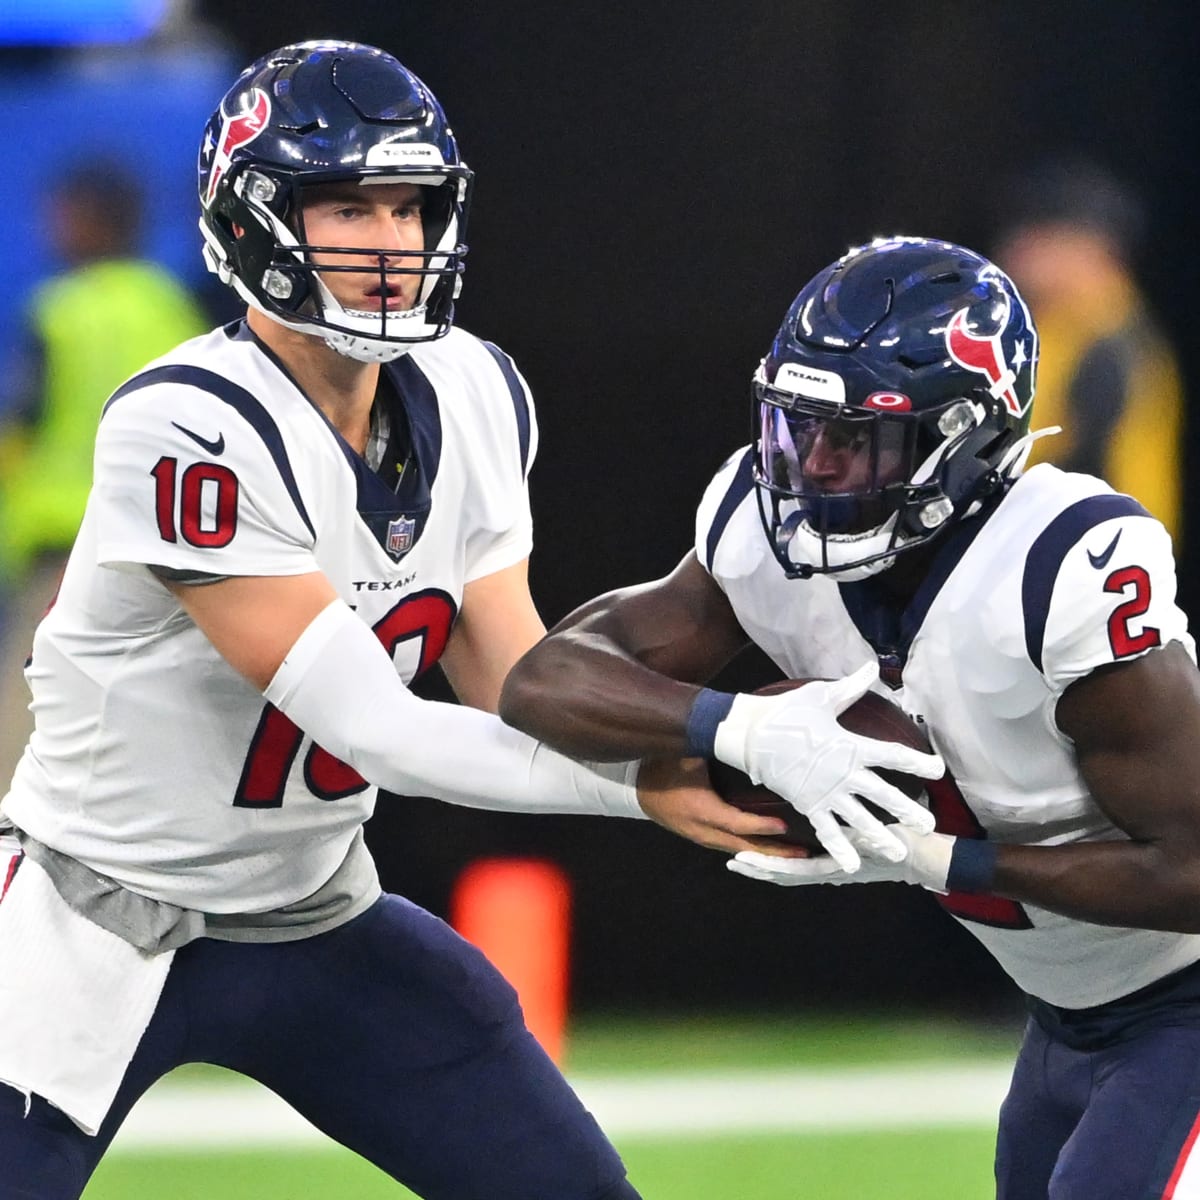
[502,236,1200,1199]
[0,43,942,1200]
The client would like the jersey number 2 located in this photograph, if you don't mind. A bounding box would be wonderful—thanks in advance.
[1105,565,1161,658]
[234,589,456,807]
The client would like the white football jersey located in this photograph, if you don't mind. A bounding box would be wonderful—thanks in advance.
[697,452,1200,1009]
[2,322,537,913]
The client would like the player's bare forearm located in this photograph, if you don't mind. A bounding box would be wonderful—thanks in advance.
[988,838,1200,931]
[500,552,747,760]
[988,641,1200,932]
[500,626,704,759]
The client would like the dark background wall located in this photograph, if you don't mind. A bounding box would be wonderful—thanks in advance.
[189,0,1198,1017]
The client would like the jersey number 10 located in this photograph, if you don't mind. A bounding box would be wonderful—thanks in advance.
[152,457,239,547]
[233,591,457,807]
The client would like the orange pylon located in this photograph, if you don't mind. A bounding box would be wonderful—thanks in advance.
[450,857,572,1064]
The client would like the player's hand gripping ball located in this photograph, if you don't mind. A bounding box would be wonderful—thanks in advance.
[707,679,932,853]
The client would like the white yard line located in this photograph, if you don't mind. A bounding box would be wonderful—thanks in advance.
[108,1061,1013,1152]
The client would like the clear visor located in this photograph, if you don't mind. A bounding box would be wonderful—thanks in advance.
[755,400,916,534]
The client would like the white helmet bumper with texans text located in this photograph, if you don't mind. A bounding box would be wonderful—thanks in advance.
[198,40,472,362]
[754,236,1040,580]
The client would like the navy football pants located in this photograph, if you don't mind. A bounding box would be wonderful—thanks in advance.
[996,1016,1200,1199]
[0,893,640,1200]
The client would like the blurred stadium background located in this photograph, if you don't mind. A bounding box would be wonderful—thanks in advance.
[1,1,1196,1195]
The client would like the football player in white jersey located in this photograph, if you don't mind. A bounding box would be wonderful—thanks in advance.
[0,44,945,1200]
[502,236,1200,1199]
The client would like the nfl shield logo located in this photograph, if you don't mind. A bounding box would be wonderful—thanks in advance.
[386,515,416,558]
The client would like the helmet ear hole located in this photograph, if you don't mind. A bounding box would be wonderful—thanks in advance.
[419,182,454,246]
[940,428,1011,509]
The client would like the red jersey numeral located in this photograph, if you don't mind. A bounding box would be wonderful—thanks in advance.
[234,589,457,807]
[152,456,239,548]
[1104,565,1161,658]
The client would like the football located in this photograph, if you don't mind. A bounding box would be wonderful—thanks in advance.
[707,678,932,852]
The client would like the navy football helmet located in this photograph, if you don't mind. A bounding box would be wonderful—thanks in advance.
[198,41,472,362]
[753,236,1040,580]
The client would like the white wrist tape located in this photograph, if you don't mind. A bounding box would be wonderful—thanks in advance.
[265,600,646,819]
[894,827,954,893]
[712,691,763,774]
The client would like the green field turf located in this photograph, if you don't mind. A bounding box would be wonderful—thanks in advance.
[86,1127,999,1200]
[82,1012,1015,1200]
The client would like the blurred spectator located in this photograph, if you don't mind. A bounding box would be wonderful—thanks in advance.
[991,156,1185,543]
[0,157,208,781]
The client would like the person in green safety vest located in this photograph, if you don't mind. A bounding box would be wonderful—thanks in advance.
[0,158,208,781]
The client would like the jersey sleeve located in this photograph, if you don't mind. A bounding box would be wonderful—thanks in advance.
[91,381,319,577]
[1035,511,1193,693]
[460,340,538,583]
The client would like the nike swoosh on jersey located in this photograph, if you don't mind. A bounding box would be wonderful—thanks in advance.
[1086,529,1122,569]
[171,422,226,456]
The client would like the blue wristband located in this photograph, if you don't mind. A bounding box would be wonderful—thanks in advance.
[684,688,736,758]
[946,839,998,894]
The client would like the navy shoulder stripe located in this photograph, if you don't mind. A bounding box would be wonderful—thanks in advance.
[481,341,533,478]
[1022,492,1149,672]
[104,364,315,540]
[705,449,755,572]
[387,355,444,493]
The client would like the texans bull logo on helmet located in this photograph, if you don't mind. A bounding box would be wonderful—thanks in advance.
[945,295,1036,419]
[204,87,271,207]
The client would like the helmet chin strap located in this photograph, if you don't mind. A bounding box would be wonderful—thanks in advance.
[781,509,905,581]
[311,279,434,364]
[320,327,416,364]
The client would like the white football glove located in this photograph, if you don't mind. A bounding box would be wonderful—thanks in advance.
[727,826,955,892]
[713,663,942,872]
